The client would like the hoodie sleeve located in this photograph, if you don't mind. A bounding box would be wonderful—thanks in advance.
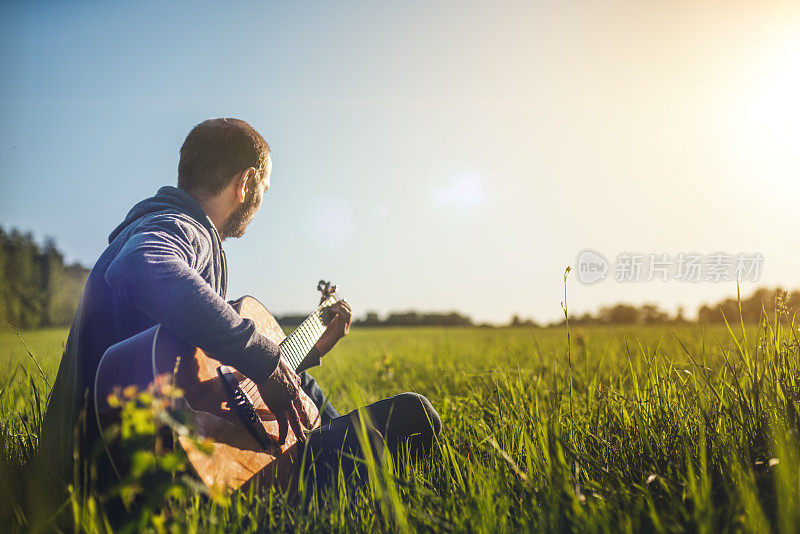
[104,216,281,382]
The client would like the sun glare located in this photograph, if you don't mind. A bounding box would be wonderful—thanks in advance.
[739,31,800,196]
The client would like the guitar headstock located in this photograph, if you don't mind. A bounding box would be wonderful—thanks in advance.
[317,280,339,325]
[317,280,338,300]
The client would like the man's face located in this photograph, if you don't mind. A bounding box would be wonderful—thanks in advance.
[220,155,271,239]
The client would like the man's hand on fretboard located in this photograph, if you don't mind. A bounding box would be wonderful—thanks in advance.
[315,299,352,356]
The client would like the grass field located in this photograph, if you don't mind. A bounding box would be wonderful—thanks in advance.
[1,316,800,532]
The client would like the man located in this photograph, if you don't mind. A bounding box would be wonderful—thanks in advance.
[38,118,441,509]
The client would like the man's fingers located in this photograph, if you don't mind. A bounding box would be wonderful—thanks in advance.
[295,398,312,427]
[277,411,288,445]
[288,403,306,442]
[333,300,351,313]
[331,306,351,322]
[330,301,348,313]
[330,315,347,335]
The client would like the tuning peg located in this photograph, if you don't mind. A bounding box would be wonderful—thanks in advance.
[316,280,338,298]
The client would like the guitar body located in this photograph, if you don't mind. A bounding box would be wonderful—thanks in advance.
[94,295,321,491]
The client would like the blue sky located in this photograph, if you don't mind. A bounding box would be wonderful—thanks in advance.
[2,1,800,323]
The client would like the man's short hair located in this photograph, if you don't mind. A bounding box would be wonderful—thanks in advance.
[178,118,270,197]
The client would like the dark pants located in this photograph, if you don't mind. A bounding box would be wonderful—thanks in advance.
[299,373,442,490]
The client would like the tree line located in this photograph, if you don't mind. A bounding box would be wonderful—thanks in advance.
[278,310,474,328]
[547,287,800,327]
[1,228,797,329]
[0,227,90,329]
[314,288,800,328]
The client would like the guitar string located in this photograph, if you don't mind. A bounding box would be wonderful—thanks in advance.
[242,380,258,400]
[266,295,337,375]
[284,333,302,365]
[294,296,332,362]
[284,302,324,366]
[292,334,309,365]
[299,327,313,354]
[282,336,297,366]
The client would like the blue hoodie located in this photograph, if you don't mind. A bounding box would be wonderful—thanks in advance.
[38,185,281,497]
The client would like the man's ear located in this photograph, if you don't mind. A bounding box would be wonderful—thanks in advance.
[234,167,258,203]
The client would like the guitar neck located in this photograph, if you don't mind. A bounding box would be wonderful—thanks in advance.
[279,295,337,372]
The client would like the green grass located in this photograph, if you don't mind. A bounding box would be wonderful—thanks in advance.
[2,317,799,532]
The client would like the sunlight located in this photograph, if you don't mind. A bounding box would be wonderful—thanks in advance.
[739,31,800,195]
[430,172,485,210]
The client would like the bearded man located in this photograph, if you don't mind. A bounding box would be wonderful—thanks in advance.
[37,118,441,515]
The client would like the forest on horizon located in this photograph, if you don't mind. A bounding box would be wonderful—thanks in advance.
[0,228,89,329]
[1,227,797,330]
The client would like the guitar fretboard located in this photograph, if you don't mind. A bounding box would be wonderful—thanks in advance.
[280,295,337,371]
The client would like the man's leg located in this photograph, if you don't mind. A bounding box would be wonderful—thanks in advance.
[362,392,442,458]
[302,407,384,490]
[301,393,442,490]
[299,372,340,423]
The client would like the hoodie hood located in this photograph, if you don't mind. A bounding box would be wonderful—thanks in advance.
[108,186,219,243]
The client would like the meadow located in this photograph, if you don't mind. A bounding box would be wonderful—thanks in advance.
[1,313,799,532]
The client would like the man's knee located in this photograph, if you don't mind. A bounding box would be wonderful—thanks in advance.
[391,392,442,438]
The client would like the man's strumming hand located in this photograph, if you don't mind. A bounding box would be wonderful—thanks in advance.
[256,357,311,445]
[315,299,352,356]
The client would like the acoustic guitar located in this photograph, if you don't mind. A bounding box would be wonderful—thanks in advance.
[93,280,341,491]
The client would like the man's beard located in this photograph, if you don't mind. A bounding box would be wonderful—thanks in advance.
[220,190,259,239]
